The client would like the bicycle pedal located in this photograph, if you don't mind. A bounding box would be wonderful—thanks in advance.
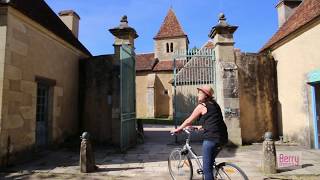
[196,169,203,175]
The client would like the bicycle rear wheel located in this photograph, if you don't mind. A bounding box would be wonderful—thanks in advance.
[168,148,193,180]
[214,162,248,180]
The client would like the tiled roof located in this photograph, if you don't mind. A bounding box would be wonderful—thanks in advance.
[153,60,184,72]
[136,53,184,72]
[203,41,215,49]
[154,8,187,40]
[136,53,157,71]
[152,61,174,71]
[260,0,320,52]
[0,0,91,56]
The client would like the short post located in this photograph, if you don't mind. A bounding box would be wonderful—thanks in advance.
[80,132,97,173]
[262,132,277,174]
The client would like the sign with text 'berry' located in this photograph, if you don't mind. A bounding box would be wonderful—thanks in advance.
[277,151,302,169]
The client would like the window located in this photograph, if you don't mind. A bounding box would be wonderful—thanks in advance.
[170,43,174,52]
[166,43,169,53]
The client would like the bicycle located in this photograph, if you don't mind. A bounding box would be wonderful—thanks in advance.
[168,127,248,180]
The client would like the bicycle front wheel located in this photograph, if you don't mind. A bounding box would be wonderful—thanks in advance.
[215,162,248,180]
[168,148,193,180]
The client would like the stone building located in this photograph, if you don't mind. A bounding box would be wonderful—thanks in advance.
[0,0,138,167]
[0,0,91,166]
[260,0,320,149]
[136,8,188,119]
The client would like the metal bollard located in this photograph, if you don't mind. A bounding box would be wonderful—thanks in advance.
[262,132,277,174]
[80,132,97,173]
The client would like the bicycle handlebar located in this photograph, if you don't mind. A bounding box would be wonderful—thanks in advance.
[170,126,199,136]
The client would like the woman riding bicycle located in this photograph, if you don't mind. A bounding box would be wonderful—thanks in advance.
[170,85,228,180]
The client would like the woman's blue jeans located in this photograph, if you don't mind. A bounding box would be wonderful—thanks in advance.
[202,140,219,180]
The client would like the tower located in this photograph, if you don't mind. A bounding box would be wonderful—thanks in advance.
[153,8,189,61]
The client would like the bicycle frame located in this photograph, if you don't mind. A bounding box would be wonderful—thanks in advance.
[170,128,248,180]
[181,129,204,172]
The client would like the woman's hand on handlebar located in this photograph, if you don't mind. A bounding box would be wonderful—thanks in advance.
[185,126,199,131]
[170,125,202,135]
[170,128,181,135]
[194,126,203,131]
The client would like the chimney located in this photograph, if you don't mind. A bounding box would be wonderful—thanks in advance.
[58,10,80,38]
[276,0,302,28]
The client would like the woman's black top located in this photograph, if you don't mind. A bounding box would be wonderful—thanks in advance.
[198,100,228,144]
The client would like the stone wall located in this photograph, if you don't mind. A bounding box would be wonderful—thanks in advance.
[79,55,116,144]
[154,72,173,118]
[216,61,242,145]
[136,71,152,118]
[0,7,8,167]
[236,52,278,143]
[136,71,174,119]
[0,7,89,166]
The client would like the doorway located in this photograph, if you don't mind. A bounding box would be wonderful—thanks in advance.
[313,84,320,149]
[35,83,50,148]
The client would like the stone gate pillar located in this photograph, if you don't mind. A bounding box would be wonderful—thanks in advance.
[110,15,138,65]
[209,13,242,145]
[109,15,138,145]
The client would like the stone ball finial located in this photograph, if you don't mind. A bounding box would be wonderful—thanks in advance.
[81,132,90,140]
[264,132,273,141]
[121,15,128,23]
[219,13,226,20]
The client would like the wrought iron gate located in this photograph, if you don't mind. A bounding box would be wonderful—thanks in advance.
[173,49,216,125]
[120,44,136,151]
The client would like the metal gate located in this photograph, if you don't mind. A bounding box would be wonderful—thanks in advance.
[173,49,216,125]
[120,44,136,151]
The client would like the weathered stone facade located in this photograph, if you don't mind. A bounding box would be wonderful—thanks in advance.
[236,52,278,144]
[261,0,320,148]
[136,71,174,119]
[218,62,242,145]
[0,6,90,166]
[210,14,242,145]
[79,55,116,144]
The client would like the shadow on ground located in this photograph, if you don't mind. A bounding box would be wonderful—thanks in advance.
[0,124,239,179]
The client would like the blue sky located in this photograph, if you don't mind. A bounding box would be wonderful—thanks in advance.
[45,0,279,56]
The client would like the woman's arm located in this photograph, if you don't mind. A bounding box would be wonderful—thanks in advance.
[171,104,205,133]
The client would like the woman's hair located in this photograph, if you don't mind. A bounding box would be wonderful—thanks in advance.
[198,95,214,104]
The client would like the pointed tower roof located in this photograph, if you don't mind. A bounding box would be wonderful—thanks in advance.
[154,8,188,40]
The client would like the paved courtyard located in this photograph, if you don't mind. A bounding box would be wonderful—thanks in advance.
[1,125,320,179]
